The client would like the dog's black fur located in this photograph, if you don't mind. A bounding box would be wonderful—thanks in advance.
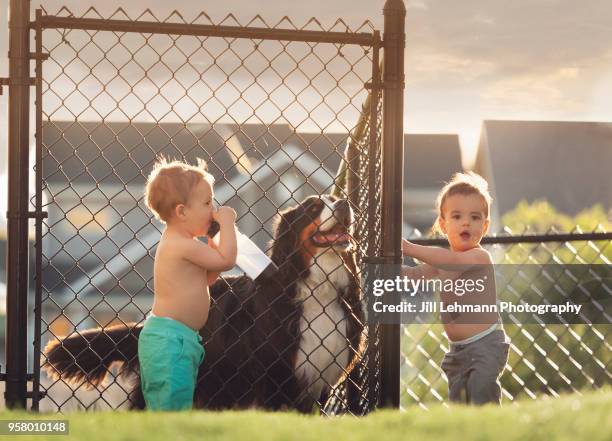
[43,195,364,412]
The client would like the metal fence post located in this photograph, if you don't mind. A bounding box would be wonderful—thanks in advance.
[380,0,405,408]
[5,0,31,409]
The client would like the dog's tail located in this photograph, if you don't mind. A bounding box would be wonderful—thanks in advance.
[42,322,143,389]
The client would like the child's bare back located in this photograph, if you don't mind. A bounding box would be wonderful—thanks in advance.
[144,158,237,331]
[152,232,212,330]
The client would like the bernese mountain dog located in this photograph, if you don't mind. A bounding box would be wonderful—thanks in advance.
[43,195,365,412]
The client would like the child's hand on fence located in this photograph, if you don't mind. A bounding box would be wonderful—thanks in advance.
[402,238,414,256]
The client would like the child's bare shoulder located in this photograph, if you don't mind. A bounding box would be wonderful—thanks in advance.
[158,234,202,258]
[462,247,492,264]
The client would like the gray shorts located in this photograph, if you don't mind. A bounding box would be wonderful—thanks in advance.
[441,330,510,405]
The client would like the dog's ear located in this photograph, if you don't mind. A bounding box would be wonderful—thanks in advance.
[270,206,307,282]
[270,206,299,264]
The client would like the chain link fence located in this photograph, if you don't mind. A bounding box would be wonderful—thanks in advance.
[401,227,611,408]
[5,2,608,414]
[30,6,386,413]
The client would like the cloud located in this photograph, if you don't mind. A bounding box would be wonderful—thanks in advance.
[408,51,496,83]
[13,0,612,175]
[482,67,585,112]
[586,61,612,121]
[406,0,612,78]
[406,0,428,10]
[471,14,495,26]
[558,67,580,79]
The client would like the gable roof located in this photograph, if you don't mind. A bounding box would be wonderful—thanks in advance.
[42,122,463,191]
[474,120,612,223]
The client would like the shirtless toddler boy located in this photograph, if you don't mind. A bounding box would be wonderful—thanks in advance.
[402,172,510,405]
[140,157,237,410]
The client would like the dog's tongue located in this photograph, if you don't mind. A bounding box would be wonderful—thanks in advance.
[316,232,349,243]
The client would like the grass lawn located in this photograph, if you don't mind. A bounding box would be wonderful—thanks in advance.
[0,388,610,441]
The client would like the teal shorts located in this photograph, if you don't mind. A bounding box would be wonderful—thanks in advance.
[138,315,205,411]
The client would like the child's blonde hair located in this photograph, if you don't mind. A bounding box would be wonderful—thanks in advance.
[144,156,214,224]
[432,171,492,235]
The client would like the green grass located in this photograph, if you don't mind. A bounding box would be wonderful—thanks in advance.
[1,389,610,441]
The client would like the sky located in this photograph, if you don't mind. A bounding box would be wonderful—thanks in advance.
[1,0,612,237]
[2,0,612,166]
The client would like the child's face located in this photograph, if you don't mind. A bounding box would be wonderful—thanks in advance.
[439,193,490,251]
[179,179,215,237]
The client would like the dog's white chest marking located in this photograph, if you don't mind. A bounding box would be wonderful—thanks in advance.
[294,252,350,400]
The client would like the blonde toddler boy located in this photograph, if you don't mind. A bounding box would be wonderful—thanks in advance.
[140,157,237,411]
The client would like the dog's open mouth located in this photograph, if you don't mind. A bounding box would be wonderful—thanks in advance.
[312,224,351,247]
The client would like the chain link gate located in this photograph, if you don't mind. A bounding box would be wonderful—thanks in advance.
[14,3,406,413]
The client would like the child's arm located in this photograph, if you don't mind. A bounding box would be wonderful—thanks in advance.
[207,271,220,286]
[402,238,491,268]
[183,207,238,272]
[205,235,221,285]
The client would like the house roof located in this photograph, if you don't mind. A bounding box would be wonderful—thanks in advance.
[474,120,612,219]
[41,121,348,187]
[42,122,463,191]
[404,134,463,189]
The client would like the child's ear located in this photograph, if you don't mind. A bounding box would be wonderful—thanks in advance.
[175,203,186,220]
[438,216,447,235]
[483,218,490,235]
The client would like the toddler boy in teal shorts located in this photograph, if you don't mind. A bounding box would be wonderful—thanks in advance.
[141,157,237,411]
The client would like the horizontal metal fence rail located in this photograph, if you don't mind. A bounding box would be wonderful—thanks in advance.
[38,16,380,46]
[411,232,612,246]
